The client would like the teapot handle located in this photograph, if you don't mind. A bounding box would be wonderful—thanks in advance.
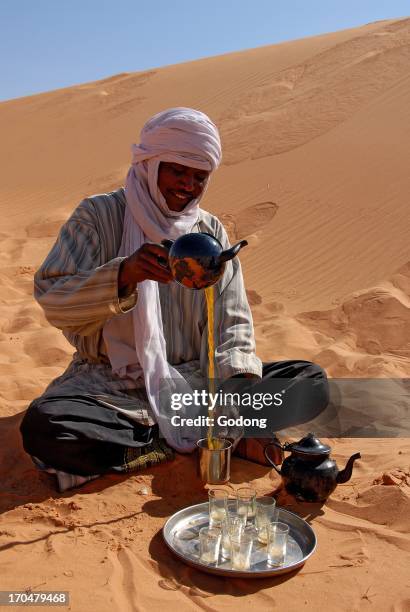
[264,440,284,476]
[161,239,174,251]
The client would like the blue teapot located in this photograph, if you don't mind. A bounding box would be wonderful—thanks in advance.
[161,233,248,289]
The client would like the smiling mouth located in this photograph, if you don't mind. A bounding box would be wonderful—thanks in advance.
[172,191,192,201]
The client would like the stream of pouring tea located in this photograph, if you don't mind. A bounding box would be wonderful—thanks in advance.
[204,285,222,450]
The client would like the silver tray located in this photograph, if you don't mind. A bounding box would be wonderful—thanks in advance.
[163,502,316,578]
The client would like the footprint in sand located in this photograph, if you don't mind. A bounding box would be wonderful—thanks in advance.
[2,314,38,334]
[219,201,278,241]
[158,578,181,591]
[0,237,27,263]
[26,215,68,238]
[246,289,263,306]
[331,533,369,568]
[23,330,70,367]
[106,547,141,612]
[158,577,212,599]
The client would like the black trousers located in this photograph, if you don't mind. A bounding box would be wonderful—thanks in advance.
[20,360,329,476]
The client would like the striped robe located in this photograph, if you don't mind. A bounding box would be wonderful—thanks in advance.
[34,188,262,425]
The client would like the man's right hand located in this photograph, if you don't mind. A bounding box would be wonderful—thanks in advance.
[118,243,173,293]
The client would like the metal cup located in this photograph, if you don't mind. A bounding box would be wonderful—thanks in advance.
[197,438,232,484]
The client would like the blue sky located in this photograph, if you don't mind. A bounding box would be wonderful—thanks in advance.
[0,0,408,101]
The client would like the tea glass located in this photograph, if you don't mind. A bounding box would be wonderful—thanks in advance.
[255,497,277,543]
[199,526,222,565]
[227,499,247,528]
[208,489,228,528]
[221,515,244,559]
[267,522,289,566]
[236,487,256,523]
[243,524,258,539]
[230,531,254,570]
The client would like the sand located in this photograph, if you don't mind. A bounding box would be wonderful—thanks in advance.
[0,16,409,612]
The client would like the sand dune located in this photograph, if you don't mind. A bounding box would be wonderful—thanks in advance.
[0,17,409,611]
[251,262,410,377]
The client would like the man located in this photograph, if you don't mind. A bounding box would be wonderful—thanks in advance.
[20,108,328,491]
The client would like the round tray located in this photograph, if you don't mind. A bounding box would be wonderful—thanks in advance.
[163,502,316,578]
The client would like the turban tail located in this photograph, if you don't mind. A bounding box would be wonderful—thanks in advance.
[103,108,222,451]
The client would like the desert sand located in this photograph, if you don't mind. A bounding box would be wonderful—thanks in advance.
[0,17,409,612]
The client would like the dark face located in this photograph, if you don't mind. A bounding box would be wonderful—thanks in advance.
[157,162,210,212]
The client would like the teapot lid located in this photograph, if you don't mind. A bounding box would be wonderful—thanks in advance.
[286,433,331,455]
[168,232,222,257]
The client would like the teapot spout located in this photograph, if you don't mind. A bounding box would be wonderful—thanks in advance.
[336,452,361,484]
[219,240,248,264]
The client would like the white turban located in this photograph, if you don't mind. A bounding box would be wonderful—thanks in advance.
[131,107,222,172]
[103,107,222,452]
